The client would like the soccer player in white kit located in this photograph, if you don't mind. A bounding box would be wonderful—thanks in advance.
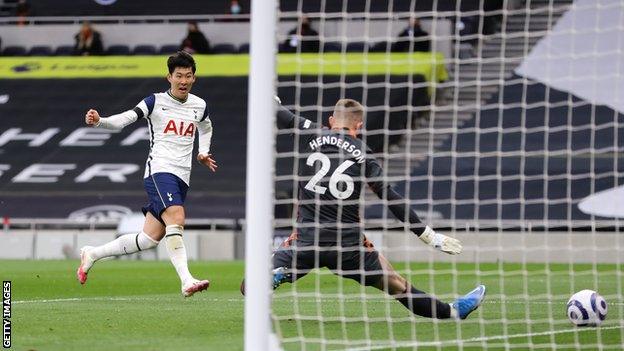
[77,51,217,297]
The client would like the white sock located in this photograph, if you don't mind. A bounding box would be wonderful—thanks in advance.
[449,303,459,319]
[164,224,193,284]
[89,232,159,261]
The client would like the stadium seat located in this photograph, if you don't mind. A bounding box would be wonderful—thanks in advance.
[106,45,131,56]
[211,43,237,54]
[346,42,367,52]
[54,45,76,56]
[322,42,342,53]
[2,46,27,56]
[133,45,157,55]
[238,43,250,53]
[27,46,53,56]
[369,41,390,52]
[159,44,179,55]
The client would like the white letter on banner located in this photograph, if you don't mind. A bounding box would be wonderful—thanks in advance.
[60,128,117,147]
[75,164,140,183]
[0,165,10,178]
[0,128,59,147]
[12,164,76,183]
[120,128,149,146]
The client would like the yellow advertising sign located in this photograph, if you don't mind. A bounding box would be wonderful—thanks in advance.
[0,53,448,82]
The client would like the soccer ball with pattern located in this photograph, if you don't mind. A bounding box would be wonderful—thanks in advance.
[566,290,607,326]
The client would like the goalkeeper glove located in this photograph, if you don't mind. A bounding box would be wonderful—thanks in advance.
[419,226,462,255]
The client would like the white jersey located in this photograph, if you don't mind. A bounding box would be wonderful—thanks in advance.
[96,90,213,185]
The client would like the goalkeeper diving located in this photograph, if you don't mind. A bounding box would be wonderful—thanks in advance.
[242,97,485,320]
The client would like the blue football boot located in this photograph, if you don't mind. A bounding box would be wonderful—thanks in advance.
[272,266,291,290]
[451,285,486,319]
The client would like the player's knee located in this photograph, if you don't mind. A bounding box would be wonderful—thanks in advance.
[370,273,405,295]
[162,206,185,226]
[172,215,185,226]
[386,275,408,296]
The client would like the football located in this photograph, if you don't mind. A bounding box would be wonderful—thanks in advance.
[566,290,608,326]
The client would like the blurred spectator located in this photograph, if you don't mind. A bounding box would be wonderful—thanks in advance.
[74,21,103,56]
[229,0,241,15]
[483,0,503,35]
[225,0,244,22]
[392,17,430,52]
[180,21,210,54]
[281,15,319,53]
[455,16,479,57]
[14,0,31,26]
[456,2,502,54]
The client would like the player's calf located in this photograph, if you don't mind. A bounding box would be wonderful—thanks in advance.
[380,275,452,319]
[163,224,211,296]
[393,284,486,320]
[394,284,454,319]
[164,224,193,283]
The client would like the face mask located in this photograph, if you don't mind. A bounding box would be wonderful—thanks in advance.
[231,3,241,14]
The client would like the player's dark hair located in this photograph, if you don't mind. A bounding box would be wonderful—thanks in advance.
[167,51,196,74]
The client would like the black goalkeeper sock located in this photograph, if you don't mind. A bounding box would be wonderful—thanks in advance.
[396,285,451,319]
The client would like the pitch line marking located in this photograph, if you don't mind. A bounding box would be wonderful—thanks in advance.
[13,296,624,306]
[346,325,624,351]
[13,296,246,304]
[13,297,136,304]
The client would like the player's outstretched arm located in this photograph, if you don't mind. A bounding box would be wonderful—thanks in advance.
[275,96,316,131]
[379,185,462,255]
[367,161,462,255]
[85,108,139,130]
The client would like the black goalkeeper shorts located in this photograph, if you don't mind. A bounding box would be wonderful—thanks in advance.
[272,232,384,287]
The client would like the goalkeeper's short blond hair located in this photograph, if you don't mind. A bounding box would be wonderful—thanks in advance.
[333,99,364,122]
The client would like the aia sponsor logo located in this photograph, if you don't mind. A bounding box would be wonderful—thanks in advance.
[163,120,195,137]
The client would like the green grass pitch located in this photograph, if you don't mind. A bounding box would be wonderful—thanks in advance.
[1,260,622,350]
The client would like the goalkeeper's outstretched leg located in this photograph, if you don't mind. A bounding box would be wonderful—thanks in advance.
[243,232,485,320]
[373,253,486,320]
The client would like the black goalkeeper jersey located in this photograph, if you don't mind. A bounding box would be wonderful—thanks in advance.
[277,105,425,246]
